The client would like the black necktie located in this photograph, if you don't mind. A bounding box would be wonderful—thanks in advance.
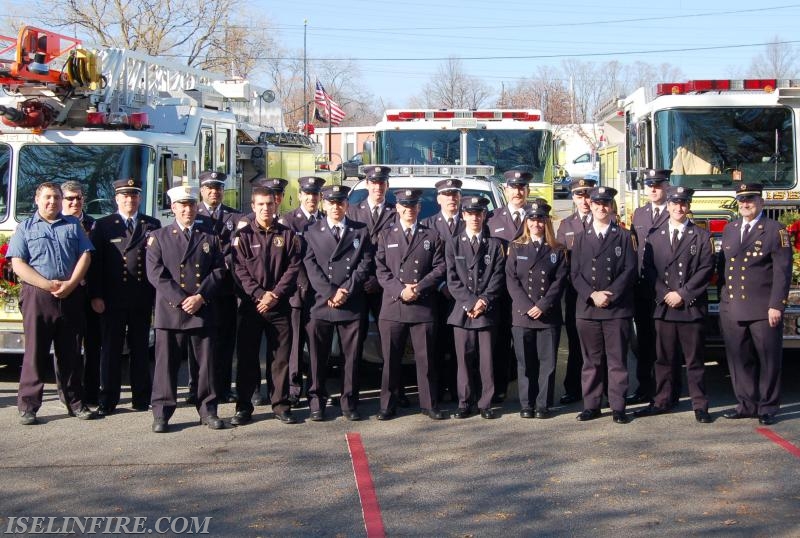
[447,217,455,234]
[405,228,412,244]
[742,223,751,242]
[333,225,341,242]
[372,206,380,223]
[671,228,680,251]
[581,214,589,230]
[597,231,604,242]
[183,227,191,241]
[126,218,134,234]
[308,214,316,225]
[653,207,660,222]
[470,235,478,254]
[513,211,521,229]
[533,240,541,249]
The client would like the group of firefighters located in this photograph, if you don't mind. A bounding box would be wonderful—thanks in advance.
[8,164,793,432]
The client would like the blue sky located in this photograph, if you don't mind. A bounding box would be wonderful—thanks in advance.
[256,0,800,106]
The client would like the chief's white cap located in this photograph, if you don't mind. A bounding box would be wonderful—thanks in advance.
[167,185,199,203]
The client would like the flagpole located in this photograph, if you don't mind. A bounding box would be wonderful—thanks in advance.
[328,115,333,163]
[303,19,308,127]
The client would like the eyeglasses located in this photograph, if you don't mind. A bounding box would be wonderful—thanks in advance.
[63,195,83,202]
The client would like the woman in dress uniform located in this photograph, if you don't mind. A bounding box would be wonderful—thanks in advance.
[505,203,568,419]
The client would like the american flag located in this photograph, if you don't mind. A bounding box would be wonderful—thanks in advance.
[314,80,346,126]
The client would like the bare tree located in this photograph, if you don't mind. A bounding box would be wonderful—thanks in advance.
[500,67,572,124]
[416,57,492,109]
[747,36,799,79]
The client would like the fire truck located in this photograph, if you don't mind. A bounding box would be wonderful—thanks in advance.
[595,78,800,345]
[0,25,315,352]
[360,109,557,202]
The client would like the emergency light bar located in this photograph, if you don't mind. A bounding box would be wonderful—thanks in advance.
[360,164,496,177]
[385,110,541,122]
[654,79,800,96]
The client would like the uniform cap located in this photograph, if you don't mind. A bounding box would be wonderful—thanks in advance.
[569,178,597,193]
[395,188,423,206]
[461,195,490,212]
[435,178,463,193]
[298,176,326,193]
[589,186,618,202]
[199,170,227,186]
[321,184,351,201]
[735,182,763,199]
[504,170,533,186]
[643,168,672,186]
[167,185,199,203]
[363,165,392,182]
[113,178,142,193]
[526,202,552,219]
[666,185,694,203]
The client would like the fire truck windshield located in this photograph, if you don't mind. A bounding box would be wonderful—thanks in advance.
[376,128,551,181]
[654,107,795,190]
[15,144,154,220]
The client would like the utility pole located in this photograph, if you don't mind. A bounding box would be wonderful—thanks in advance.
[303,19,308,127]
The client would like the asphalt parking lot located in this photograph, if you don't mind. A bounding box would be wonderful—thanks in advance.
[0,346,798,537]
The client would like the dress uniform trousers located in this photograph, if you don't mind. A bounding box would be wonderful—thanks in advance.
[453,326,495,410]
[433,293,457,398]
[633,281,658,398]
[18,284,87,414]
[235,306,292,414]
[99,305,153,410]
[562,283,583,398]
[379,319,436,411]
[307,318,362,413]
[289,305,307,399]
[187,293,237,400]
[654,320,708,411]
[81,296,102,405]
[151,327,216,421]
[576,318,630,412]
[512,326,559,411]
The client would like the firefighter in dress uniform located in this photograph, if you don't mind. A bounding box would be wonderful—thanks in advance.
[420,178,466,402]
[571,186,637,425]
[303,185,373,421]
[146,186,226,433]
[506,202,568,419]
[230,186,303,426]
[446,195,506,420]
[554,177,597,405]
[718,183,793,425]
[634,186,714,423]
[89,178,161,415]
[629,169,672,405]
[374,188,447,421]
[278,176,326,407]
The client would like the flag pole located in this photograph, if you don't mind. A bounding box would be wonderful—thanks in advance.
[303,19,308,127]
[328,114,332,163]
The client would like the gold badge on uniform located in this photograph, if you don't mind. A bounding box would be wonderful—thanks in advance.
[779,229,790,248]
[690,245,697,255]
[273,236,285,248]
[202,242,210,253]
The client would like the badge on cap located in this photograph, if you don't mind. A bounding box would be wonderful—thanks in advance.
[127,179,134,186]
[333,186,341,192]
[447,180,453,186]
[599,187,606,194]
[405,189,412,196]
[532,203,539,210]
[579,180,586,186]
[471,197,479,204]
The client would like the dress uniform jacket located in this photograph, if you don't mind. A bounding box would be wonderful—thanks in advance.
[555,211,589,249]
[421,212,465,242]
[279,207,324,308]
[77,212,100,404]
[89,213,161,308]
[145,223,226,329]
[348,201,397,243]
[487,205,530,243]
[718,216,793,320]
[506,241,568,328]
[646,221,714,321]
[632,203,669,273]
[303,219,373,321]
[445,233,506,328]
[196,203,240,246]
[570,224,637,319]
[375,223,446,323]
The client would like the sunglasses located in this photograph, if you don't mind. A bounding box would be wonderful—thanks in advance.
[63,195,83,202]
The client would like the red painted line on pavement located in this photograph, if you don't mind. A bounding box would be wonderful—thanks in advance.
[346,432,386,538]
[756,427,800,459]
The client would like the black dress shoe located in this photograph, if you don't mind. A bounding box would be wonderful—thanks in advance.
[201,415,225,430]
[152,418,168,433]
[758,414,777,425]
[185,394,198,406]
[480,408,497,419]
[625,393,651,405]
[722,409,752,420]
[576,408,601,421]
[520,408,534,419]
[422,409,447,420]
[131,403,149,412]
[694,409,713,423]
[397,395,411,408]
[491,393,506,404]
[559,393,581,405]
[251,394,267,407]
[452,407,471,419]
[230,410,252,426]
[633,404,669,418]
[223,393,238,404]
[376,409,396,421]
[342,410,362,421]
[75,406,98,420]
[96,406,114,417]
[534,408,551,419]
[309,410,325,422]
[288,395,301,408]
[274,411,297,424]
[19,411,38,426]
[612,410,630,424]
